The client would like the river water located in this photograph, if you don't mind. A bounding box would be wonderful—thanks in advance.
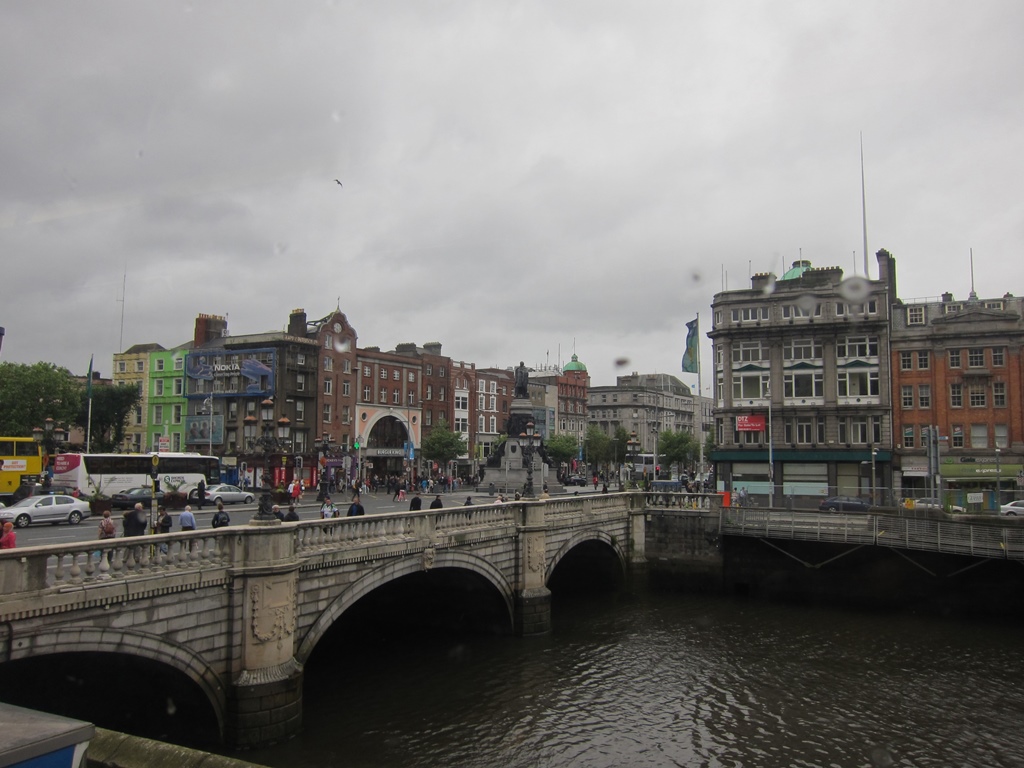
[237,589,1024,768]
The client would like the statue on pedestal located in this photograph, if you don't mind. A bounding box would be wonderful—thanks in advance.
[514,361,529,399]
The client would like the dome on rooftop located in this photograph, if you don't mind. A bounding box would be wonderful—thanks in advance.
[564,353,587,372]
[780,260,812,280]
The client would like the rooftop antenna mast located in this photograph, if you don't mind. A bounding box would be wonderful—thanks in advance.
[969,248,978,300]
[861,132,870,279]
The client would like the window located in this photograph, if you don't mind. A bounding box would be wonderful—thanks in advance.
[489,395,496,410]
[154,379,164,396]
[995,424,1009,449]
[392,370,400,381]
[156,359,165,371]
[380,368,387,379]
[425,384,432,400]
[783,372,823,399]
[950,383,963,408]
[951,425,964,448]
[899,351,913,370]
[343,359,352,374]
[392,389,400,404]
[136,360,145,372]
[363,366,371,377]
[439,366,446,377]
[732,341,768,363]
[782,303,820,318]
[408,391,415,405]
[489,382,497,394]
[852,299,878,315]
[969,384,986,408]
[917,351,929,370]
[362,385,371,401]
[837,370,879,397]
[478,415,485,432]
[424,410,432,426]
[323,404,332,423]
[296,373,305,392]
[784,339,823,360]
[968,349,985,367]
[342,405,350,424]
[985,300,1004,310]
[901,385,914,408]
[378,388,387,403]
[992,348,1005,367]
[297,353,305,366]
[324,334,332,349]
[970,424,988,449]
[796,418,813,444]
[903,426,915,449]
[455,417,469,432]
[949,350,961,368]
[994,382,1006,407]
[439,387,446,402]
[478,380,486,392]
[918,385,931,409]
[907,306,924,325]
[172,404,182,424]
[173,378,183,395]
[836,336,878,358]
[489,416,497,433]
[296,401,305,422]
[425,364,433,375]
[324,377,333,395]
[455,394,468,410]
[849,418,869,444]
[478,394,485,410]
[731,306,769,321]
[153,405,163,424]
[732,373,769,400]
[118,361,126,373]
[340,380,350,396]
[323,357,333,372]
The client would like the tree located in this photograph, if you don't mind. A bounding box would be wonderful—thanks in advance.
[75,383,141,452]
[659,430,698,477]
[544,434,578,472]
[420,419,468,470]
[0,362,82,436]
[582,425,611,471]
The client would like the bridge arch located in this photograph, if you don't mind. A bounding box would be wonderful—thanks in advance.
[297,549,516,663]
[546,529,628,585]
[4,626,227,732]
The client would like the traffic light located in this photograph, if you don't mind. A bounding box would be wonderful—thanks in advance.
[353,439,360,450]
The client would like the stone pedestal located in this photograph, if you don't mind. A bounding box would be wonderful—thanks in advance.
[494,398,548,497]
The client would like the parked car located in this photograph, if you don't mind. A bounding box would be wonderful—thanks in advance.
[111,486,165,510]
[818,496,871,512]
[0,494,91,528]
[204,484,255,505]
[564,475,589,487]
[1000,500,1024,516]
[912,497,966,514]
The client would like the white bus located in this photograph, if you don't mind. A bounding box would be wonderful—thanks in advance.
[52,452,220,498]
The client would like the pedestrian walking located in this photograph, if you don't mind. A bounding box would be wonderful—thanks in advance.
[409,492,422,511]
[197,478,206,510]
[124,503,148,537]
[429,495,443,509]
[212,501,230,528]
[179,505,197,531]
[347,493,365,516]
[284,504,300,522]
[0,522,16,549]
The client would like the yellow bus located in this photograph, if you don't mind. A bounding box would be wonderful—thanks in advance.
[0,437,45,502]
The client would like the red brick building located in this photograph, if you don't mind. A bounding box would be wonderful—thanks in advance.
[890,292,1024,501]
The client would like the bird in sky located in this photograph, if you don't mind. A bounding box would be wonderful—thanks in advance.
[334,179,343,186]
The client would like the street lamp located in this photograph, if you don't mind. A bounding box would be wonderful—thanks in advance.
[626,431,640,485]
[203,396,214,458]
[995,447,1001,507]
[521,421,541,497]
[33,418,68,482]
[870,447,878,507]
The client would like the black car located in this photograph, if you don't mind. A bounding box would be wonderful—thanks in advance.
[565,475,589,487]
[818,495,871,512]
[111,486,165,509]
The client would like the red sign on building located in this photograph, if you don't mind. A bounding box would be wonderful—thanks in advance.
[736,414,766,432]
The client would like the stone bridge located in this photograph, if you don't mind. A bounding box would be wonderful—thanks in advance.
[1,493,707,748]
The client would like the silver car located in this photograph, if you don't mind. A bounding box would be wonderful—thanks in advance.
[204,484,255,505]
[0,494,92,528]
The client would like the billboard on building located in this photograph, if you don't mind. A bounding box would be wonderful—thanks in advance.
[185,415,224,446]
[185,349,276,396]
[736,414,766,432]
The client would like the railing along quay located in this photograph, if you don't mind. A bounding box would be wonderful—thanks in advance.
[719,508,1024,561]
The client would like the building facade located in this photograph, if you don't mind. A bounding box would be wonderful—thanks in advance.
[890,290,1024,501]
[709,252,897,505]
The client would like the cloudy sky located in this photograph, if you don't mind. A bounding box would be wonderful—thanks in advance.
[2,1,1022,394]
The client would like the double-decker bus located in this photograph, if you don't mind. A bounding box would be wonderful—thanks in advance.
[0,437,45,502]
[52,452,220,498]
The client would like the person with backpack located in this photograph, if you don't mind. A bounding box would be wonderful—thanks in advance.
[97,509,117,540]
[211,501,230,528]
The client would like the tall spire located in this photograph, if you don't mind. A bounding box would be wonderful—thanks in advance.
[861,132,870,279]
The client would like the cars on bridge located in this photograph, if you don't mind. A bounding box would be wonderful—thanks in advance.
[110,486,165,510]
[911,497,966,514]
[818,496,871,512]
[204,484,255,505]
[0,494,91,528]
[1000,500,1024,516]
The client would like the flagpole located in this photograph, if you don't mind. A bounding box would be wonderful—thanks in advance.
[696,313,703,482]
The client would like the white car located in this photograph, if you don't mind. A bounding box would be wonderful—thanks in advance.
[1000,500,1024,516]
[204,484,255,505]
[0,494,92,528]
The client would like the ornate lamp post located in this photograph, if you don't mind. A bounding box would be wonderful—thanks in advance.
[521,421,541,497]
[244,400,292,521]
[626,431,639,485]
[33,418,68,484]
[995,447,1001,507]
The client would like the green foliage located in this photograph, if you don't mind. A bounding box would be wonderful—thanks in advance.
[76,383,141,452]
[582,425,611,465]
[0,362,82,436]
[544,434,578,466]
[420,418,468,466]
[659,430,700,474]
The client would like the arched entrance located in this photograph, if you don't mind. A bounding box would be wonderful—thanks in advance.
[365,415,412,480]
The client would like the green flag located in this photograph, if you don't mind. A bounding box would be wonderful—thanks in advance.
[681,318,699,373]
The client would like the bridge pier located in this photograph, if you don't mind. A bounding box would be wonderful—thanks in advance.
[516,503,552,635]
